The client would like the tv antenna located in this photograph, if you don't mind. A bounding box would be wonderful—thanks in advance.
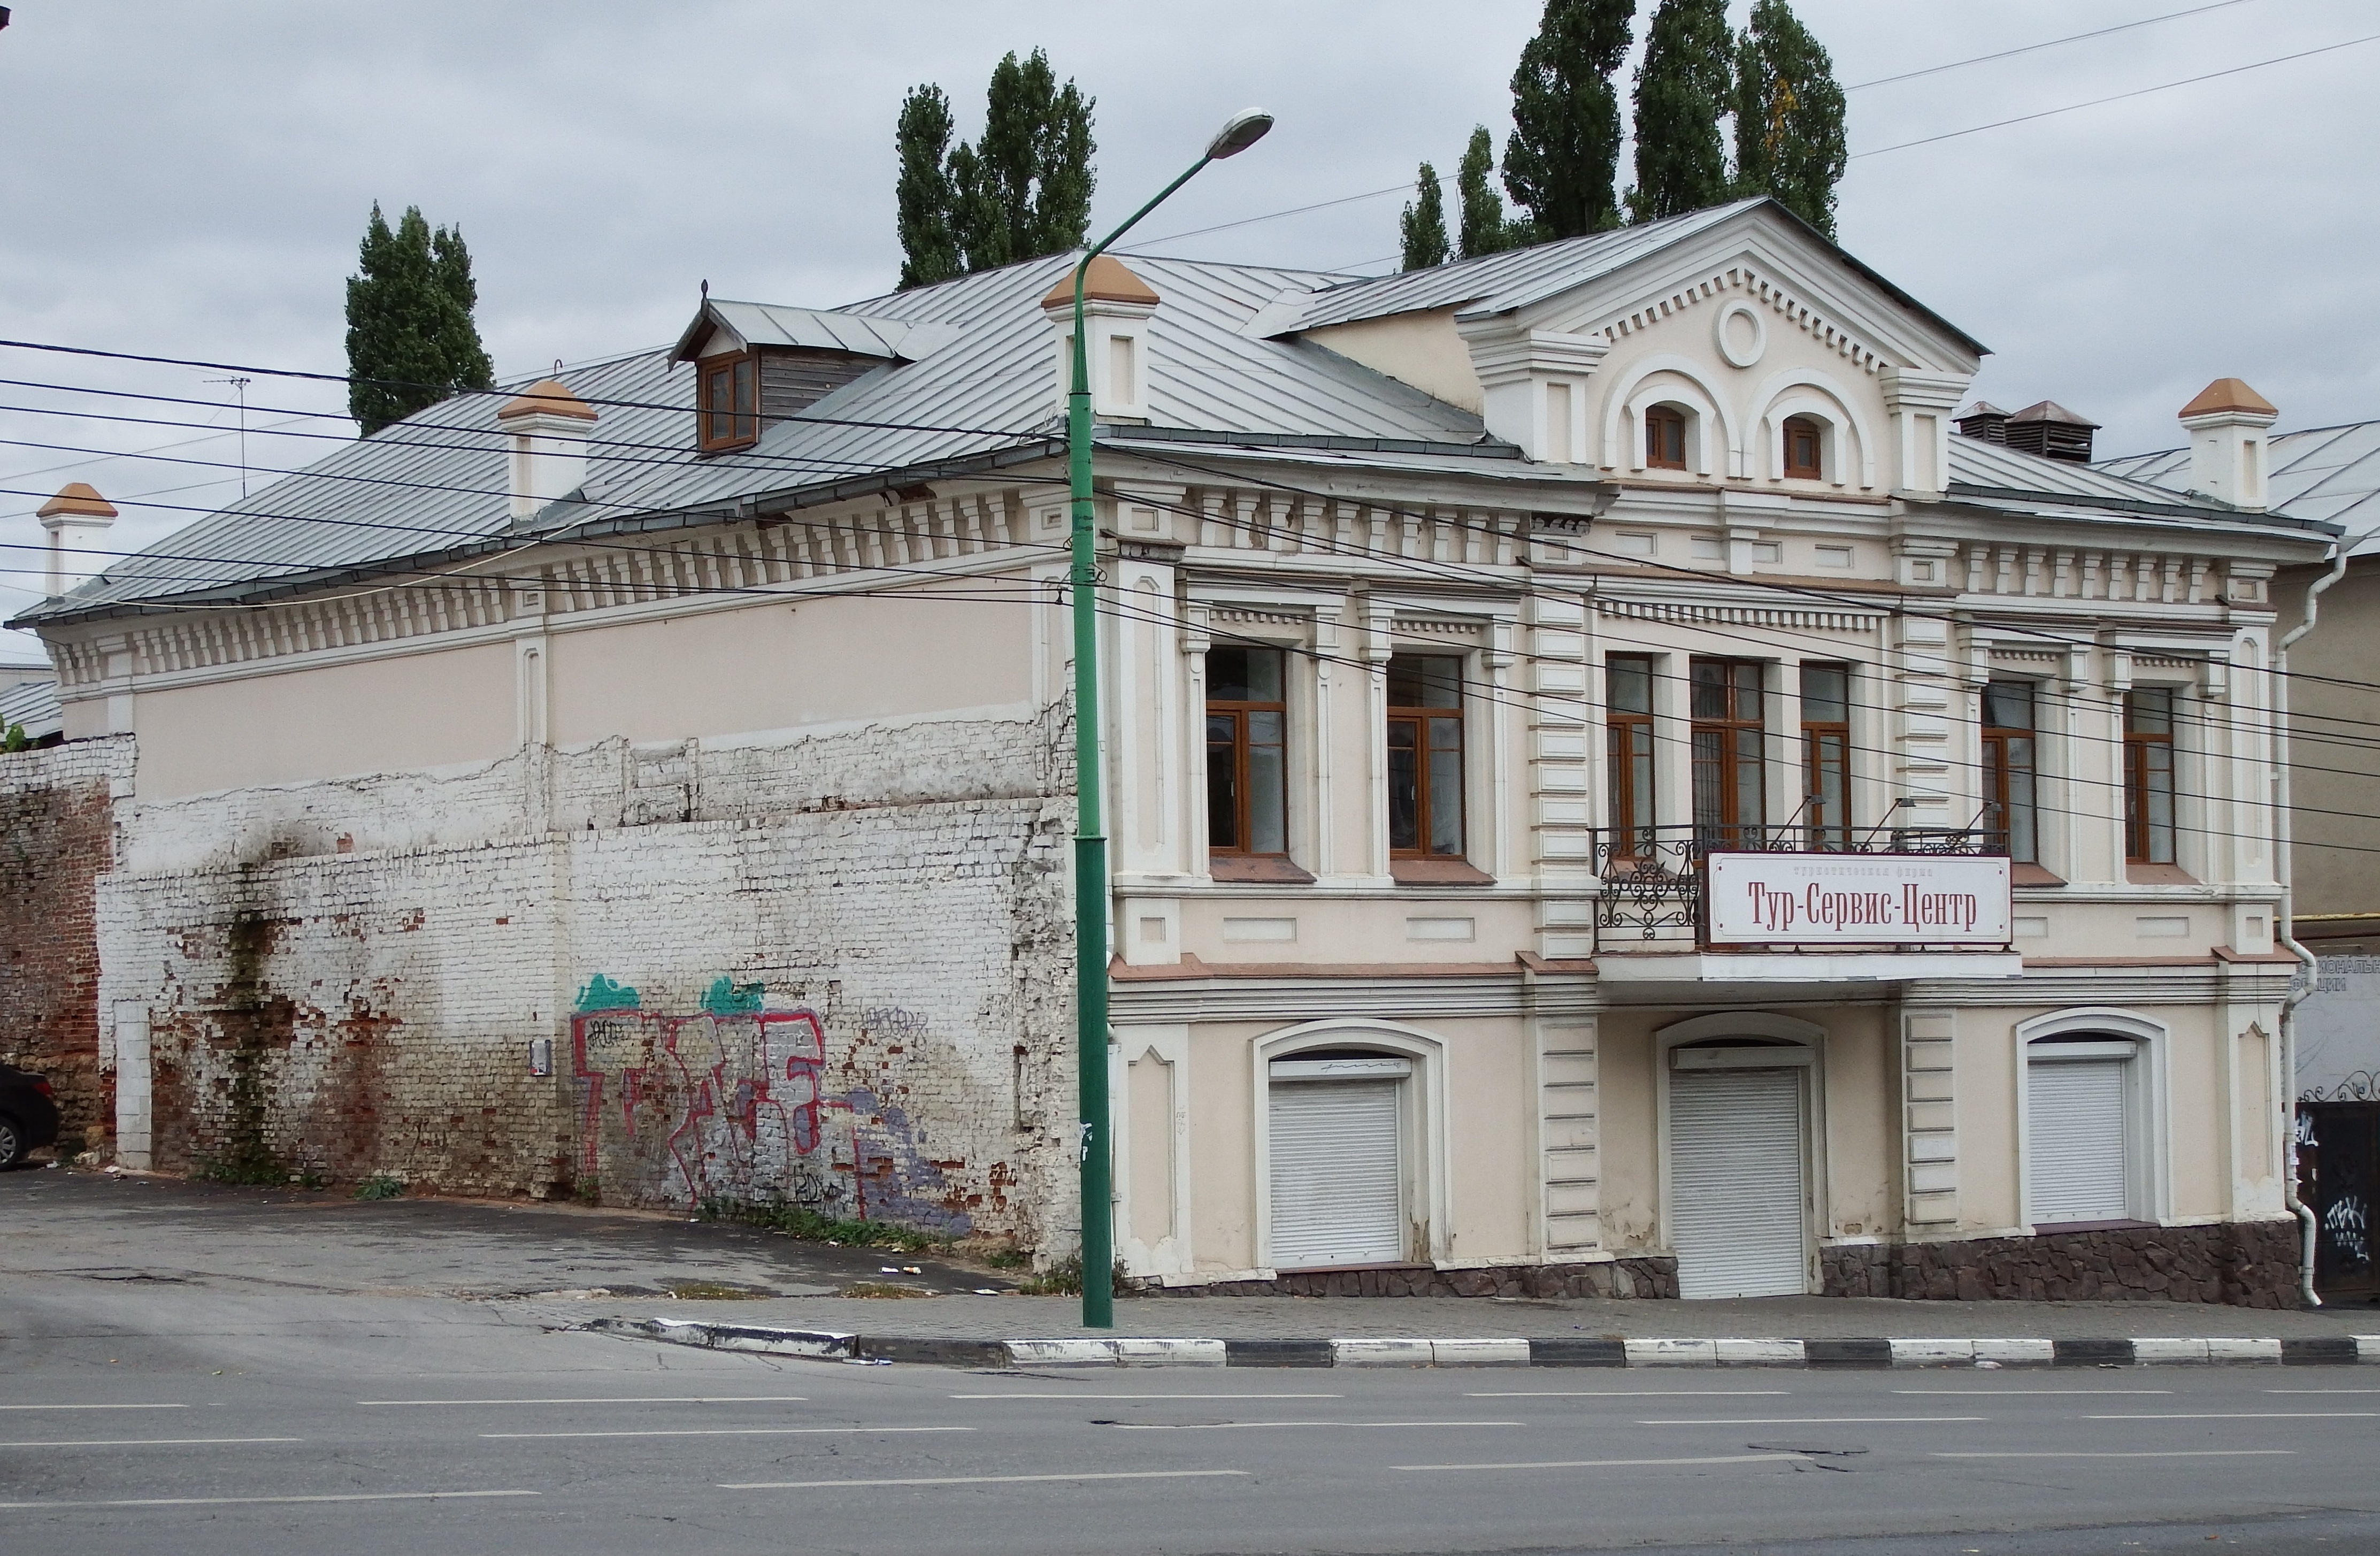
[203,375,254,499]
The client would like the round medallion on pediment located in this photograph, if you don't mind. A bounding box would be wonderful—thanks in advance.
[1715,301,1767,369]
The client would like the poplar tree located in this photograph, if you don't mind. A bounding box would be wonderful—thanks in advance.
[893,49,1096,287]
[344,203,495,437]
[1399,162,1450,271]
[1501,0,1634,239]
[1457,127,1527,259]
[894,85,964,289]
[1733,0,1848,238]
[1625,0,1736,224]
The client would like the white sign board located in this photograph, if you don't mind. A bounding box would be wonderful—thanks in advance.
[1706,852,2014,946]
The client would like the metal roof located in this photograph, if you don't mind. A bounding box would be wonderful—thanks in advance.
[2100,420,2380,554]
[669,299,962,363]
[0,676,62,741]
[1949,432,2339,536]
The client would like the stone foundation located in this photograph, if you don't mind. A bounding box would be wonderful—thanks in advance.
[1822,1221,2304,1308]
[1143,1258,1679,1299]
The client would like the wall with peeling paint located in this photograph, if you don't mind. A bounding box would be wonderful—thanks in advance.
[90,709,1076,1246]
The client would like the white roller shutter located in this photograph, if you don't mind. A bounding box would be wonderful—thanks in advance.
[1268,1079,1403,1268]
[2028,1056,2130,1223]
[1669,1067,1806,1299]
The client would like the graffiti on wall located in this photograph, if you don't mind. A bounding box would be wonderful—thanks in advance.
[571,975,862,1217]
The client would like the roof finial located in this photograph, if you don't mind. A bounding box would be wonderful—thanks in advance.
[701,278,710,300]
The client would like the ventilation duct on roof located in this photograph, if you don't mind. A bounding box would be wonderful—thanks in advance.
[1954,401,2008,446]
[497,379,596,519]
[2178,377,2277,511]
[1040,256,1160,424]
[2003,400,2100,464]
[36,481,116,598]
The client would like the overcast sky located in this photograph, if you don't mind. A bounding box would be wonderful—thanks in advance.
[3,0,2376,651]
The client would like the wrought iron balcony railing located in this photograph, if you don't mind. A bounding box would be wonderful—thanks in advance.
[1590,823,2003,938]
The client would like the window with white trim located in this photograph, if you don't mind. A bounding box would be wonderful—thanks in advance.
[2025,1033,2144,1225]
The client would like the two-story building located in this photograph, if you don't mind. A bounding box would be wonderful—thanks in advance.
[14,197,2332,1302]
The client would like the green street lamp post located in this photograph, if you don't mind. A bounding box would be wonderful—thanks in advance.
[1068,108,1273,1329]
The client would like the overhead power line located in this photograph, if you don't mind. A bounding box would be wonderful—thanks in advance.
[1844,0,2261,91]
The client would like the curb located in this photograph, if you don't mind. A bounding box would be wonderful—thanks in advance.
[588,1319,2380,1370]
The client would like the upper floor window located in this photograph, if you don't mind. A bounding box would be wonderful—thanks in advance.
[1207,647,1287,856]
[1691,658,1765,849]
[2123,687,2177,865]
[1783,415,1824,480]
[1645,405,1688,471]
[700,353,758,451]
[1982,680,2039,864]
[1606,655,1656,858]
[1386,654,1464,858]
[1800,663,1850,849]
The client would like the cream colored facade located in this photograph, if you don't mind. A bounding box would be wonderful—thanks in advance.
[21,202,2328,1299]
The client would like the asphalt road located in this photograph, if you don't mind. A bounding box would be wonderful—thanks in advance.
[7,1170,2380,1553]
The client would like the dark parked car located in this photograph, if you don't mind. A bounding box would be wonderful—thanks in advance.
[0,1063,59,1168]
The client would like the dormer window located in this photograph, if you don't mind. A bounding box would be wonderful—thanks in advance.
[1646,405,1688,470]
[698,352,758,453]
[1783,415,1824,480]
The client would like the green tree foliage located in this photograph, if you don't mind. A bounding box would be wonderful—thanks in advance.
[894,49,1095,288]
[1502,0,1634,239]
[894,85,964,289]
[1457,127,1531,259]
[1625,0,1736,224]
[344,203,495,437]
[1733,0,1848,237]
[1399,162,1450,271]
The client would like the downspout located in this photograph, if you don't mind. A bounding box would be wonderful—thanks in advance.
[2271,533,2362,1307]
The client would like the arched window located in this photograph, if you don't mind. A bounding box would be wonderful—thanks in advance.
[1783,415,1824,480]
[1645,405,1688,470]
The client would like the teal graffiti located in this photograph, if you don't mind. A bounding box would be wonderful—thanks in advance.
[701,977,765,1015]
[574,974,640,1014]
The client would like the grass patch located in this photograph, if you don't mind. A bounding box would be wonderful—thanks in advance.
[352,1174,405,1201]
[839,1282,934,1299]
[980,1246,1033,1270]
[700,1197,951,1256]
[663,1280,766,1301]
[192,1150,319,1189]
[1009,1252,1131,1297]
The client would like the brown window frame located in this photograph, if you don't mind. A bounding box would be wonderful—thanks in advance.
[698,350,759,453]
[1980,680,2039,864]
[1385,653,1466,859]
[1800,662,1851,850]
[1782,415,1824,480]
[2123,687,2177,865]
[1691,657,1767,850]
[1644,405,1688,470]
[1605,655,1656,860]
[1206,647,1289,858]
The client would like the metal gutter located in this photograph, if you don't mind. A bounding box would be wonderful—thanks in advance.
[1097,424,1521,459]
[1945,481,2343,536]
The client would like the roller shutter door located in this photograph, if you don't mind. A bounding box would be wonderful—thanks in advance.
[2028,1057,2129,1223]
[1269,1079,1402,1268]
[1669,1067,1806,1299]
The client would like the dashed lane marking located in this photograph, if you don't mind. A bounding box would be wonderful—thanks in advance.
[948,1392,1342,1401]
[1468,1391,1788,1399]
[721,1470,1251,1490]
[360,1396,809,1406]
[1639,1416,1987,1427]
[0,1489,539,1511]
[481,1425,972,1440]
[0,1437,302,1449]
[1102,1420,1523,1431]
[1934,1451,2295,1460]
[1397,1453,1808,1472]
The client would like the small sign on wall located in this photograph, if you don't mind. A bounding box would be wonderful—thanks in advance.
[528,1037,552,1077]
[1705,853,2013,946]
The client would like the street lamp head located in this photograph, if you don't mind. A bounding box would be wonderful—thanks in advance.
[1204,109,1274,161]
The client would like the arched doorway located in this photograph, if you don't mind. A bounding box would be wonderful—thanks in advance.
[1661,1014,1822,1299]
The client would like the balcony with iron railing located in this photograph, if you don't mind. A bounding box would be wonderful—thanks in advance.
[1591,821,2006,943]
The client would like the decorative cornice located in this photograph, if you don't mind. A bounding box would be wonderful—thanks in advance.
[1596,266,1883,378]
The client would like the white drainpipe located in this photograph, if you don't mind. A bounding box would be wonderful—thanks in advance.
[2270,528,2374,1307]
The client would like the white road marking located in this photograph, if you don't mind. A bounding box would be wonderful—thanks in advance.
[1398,1453,1807,1472]
[1103,1420,1522,1431]
[0,1489,540,1511]
[0,1404,188,1412]
[1639,1416,1987,1427]
[2267,1389,2380,1394]
[721,1469,1250,1490]
[1466,1399,1790,1408]
[2083,1412,2378,1421]
[1894,1390,2170,1396]
[481,1425,973,1440]
[0,1437,302,1449]
[948,1392,1342,1401]
[360,1396,809,1406]
[1934,1451,2295,1460]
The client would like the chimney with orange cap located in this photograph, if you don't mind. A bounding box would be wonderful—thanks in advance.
[1039,255,1159,424]
[497,377,597,520]
[36,481,117,597]
[2178,377,2277,511]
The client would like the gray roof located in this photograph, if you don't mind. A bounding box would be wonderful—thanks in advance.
[1949,433,2340,537]
[15,251,1497,625]
[670,299,962,363]
[2100,421,2380,554]
[0,676,61,741]
[1259,196,1988,356]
